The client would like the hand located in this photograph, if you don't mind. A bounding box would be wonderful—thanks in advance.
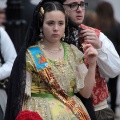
[83,44,98,65]
[80,29,102,49]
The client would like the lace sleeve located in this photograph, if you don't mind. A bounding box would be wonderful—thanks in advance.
[25,52,33,96]
[25,71,32,97]
[70,44,84,64]
[70,44,88,92]
[75,63,88,92]
[26,51,34,73]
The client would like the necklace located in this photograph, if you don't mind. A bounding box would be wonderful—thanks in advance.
[38,41,62,54]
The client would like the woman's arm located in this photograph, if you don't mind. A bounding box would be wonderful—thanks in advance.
[79,63,96,98]
[79,44,97,98]
[22,71,32,110]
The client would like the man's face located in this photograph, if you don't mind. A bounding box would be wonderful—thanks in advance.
[64,0,86,25]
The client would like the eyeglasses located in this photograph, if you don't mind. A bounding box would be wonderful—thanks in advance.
[64,2,88,11]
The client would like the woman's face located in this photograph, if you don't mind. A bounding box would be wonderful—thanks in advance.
[43,10,65,43]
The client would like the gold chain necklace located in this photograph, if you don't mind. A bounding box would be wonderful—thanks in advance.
[38,41,62,54]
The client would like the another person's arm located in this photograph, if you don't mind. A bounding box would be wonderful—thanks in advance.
[81,29,120,78]
[0,27,17,80]
[97,32,120,78]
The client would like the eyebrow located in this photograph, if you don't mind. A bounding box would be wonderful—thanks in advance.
[46,20,65,22]
[64,2,77,5]
[64,1,85,4]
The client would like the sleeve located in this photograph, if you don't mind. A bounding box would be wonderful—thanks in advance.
[25,51,34,96]
[26,51,34,73]
[25,71,32,97]
[96,32,120,78]
[70,44,84,64]
[70,44,88,92]
[0,27,17,80]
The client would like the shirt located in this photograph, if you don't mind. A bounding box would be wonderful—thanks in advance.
[0,27,17,80]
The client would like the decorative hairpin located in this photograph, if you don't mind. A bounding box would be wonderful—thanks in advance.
[40,7,44,15]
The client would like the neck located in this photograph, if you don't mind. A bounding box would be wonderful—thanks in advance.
[40,40,62,50]
[38,41,64,59]
[68,18,79,29]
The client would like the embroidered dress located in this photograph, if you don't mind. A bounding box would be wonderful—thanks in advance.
[24,42,90,120]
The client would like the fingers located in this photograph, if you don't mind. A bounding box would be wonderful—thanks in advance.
[80,29,97,41]
[84,44,98,57]
[80,29,102,49]
[82,43,92,51]
[80,29,95,36]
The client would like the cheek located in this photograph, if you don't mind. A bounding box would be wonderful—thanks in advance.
[62,26,65,33]
[43,26,50,35]
[60,26,65,37]
[69,12,76,20]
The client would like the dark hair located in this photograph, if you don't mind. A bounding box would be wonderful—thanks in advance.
[95,1,115,32]
[83,11,97,28]
[39,2,66,28]
[96,2,114,20]
[27,1,66,46]
[4,1,66,120]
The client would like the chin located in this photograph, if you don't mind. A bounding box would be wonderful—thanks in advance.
[75,21,82,25]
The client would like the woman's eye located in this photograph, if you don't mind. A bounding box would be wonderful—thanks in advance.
[59,22,64,26]
[47,22,53,25]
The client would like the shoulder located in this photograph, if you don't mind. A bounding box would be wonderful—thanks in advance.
[26,44,41,61]
[64,42,84,60]
[70,43,79,51]
[0,27,12,43]
[0,27,6,34]
[63,42,80,52]
[63,42,78,49]
[27,45,39,52]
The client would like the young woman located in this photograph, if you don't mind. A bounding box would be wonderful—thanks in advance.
[5,1,98,120]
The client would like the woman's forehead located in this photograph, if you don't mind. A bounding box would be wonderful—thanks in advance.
[44,11,65,20]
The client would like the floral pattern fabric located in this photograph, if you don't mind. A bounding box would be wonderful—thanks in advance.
[24,42,89,120]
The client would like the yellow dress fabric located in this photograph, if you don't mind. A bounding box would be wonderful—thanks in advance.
[24,42,89,120]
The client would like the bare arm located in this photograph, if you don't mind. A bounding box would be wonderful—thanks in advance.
[79,44,97,98]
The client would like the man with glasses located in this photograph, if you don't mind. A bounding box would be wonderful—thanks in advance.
[57,0,120,120]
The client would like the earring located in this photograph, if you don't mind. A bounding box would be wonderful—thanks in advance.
[39,28,43,41]
[62,33,65,41]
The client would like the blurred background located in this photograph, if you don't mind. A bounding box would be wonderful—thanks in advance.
[0,0,120,119]
[0,0,120,52]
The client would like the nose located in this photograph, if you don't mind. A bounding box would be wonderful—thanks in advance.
[76,5,82,11]
[53,24,58,31]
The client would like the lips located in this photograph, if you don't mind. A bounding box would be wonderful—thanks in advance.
[52,34,59,37]
[76,16,83,20]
